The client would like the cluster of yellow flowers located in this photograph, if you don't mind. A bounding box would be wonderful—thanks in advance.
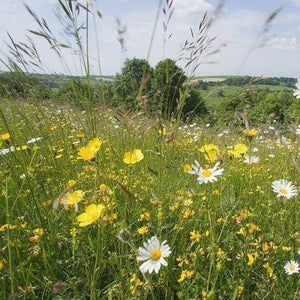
[78,137,102,160]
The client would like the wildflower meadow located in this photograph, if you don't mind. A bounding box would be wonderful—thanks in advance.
[0,0,300,299]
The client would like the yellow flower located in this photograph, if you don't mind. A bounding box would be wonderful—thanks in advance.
[243,128,258,137]
[87,137,102,152]
[78,146,97,161]
[263,263,274,278]
[236,227,246,236]
[78,137,102,161]
[77,204,105,227]
[246,223,261,234]
[183,164,192,173]
[262,242,269,252]
[0,260,3,270]
[137,226,148,235]
[33,228,44,236]
[67,190,85,205]
[233,143,248,157]
[67,180,76,188]
[200,144,219,162]
[1,133,10,141]
[16,145,28,151]
[247,252,258,266]
[190,230,201,242]
[178,270,194,283]
[0,224,16,232]
[123,149,144,164]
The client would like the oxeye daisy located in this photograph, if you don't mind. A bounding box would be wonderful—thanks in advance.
[188,160,201,176]
[284,260,300,275]
[193,161,224,184]
[244,155,259,164]
[271,179,298,199]
[137,236,171,274]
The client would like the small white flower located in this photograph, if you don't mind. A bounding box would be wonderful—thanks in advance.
[268,154,275,158]
[284,260,300,275]
[0,148,9,155]
[27,137,42,144]
[252,147,259,152]
[189,161,224,184]
[298,250,300,256]
[137,236,171,274]
[294,78,300,99]
[296,127,300,136]
[244,155,259,164]
[272,179,298,199]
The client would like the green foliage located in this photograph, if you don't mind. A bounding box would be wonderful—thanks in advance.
[151,58,187,118]
[0,72,51,99]
[182,89,208,120]
[55,78,90,102]
[225,76,296,88]
[216,89,295,126]
[112,58,153,108]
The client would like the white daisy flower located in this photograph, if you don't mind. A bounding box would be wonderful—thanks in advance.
[197,161,224,184]
[271,179,298,199]
[284,260,300,275]
[188,160,202,176]
[137,236,171,274]
[244,155,259,164]
[296,127,300,136]
[294,78,300,99]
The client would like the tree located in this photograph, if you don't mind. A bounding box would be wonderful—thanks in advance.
[152,59,187,118]
[112,58,153,108]
[182,89,208,120]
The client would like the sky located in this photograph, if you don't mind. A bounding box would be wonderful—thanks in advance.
[0,0,300,77]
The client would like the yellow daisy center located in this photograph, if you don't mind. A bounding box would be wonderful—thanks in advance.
[150,249,162,261]
[280,188,288,195]
[202,170,212,177]
[289,266,295,271]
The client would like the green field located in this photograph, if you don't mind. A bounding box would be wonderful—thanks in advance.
[0,98,299,299]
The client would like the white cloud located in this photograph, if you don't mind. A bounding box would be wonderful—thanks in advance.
[173,0,214,17]
[269,36,299,51]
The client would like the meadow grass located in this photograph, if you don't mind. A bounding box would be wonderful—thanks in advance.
[0,98,299,299]
[0,0,299,299]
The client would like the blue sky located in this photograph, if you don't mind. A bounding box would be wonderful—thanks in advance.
[0,0,300,77]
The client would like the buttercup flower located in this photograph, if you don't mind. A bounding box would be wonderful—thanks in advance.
[137,236,171,274]
[123,149,144,164]
[271,179,298,199]
[284,260,300,275]
[66,190,85,205]
[77,204,105,227]
[78,137,102,160]
[1,133,10,141]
